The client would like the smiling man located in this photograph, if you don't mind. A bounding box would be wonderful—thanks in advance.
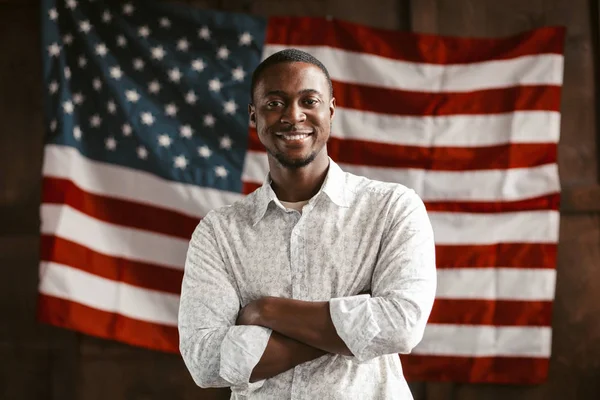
[178,49,437,399]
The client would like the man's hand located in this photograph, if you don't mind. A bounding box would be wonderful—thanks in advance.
[236,297,267,326]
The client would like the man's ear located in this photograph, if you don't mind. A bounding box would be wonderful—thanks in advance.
[248,103,256,127]
[329,97,336,121]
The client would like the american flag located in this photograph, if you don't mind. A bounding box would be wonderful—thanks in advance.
[39,0,565,385]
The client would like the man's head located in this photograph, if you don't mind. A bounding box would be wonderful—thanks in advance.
[249,49,335,170]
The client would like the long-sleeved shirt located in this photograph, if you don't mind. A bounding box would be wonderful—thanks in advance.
[178,158,437,399]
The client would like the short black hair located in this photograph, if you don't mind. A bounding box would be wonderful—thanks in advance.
[250,48,333,102]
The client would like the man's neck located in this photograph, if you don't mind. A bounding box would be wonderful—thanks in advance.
[268,153,330,203]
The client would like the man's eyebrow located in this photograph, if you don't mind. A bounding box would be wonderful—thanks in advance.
[263,89,323,97]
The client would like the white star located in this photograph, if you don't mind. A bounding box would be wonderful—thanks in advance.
[95,43,108,57]
[141,112,154,125]
[203,114,216,127]
[180,125,193,138]
[159,17,171,28]
[123,3,134,15]
[220,136,233,149]
[148,80,161,94]
[50,120,57,132]
[110,66,123,79]
[93,78,102,91]
[232,66,245,82]
[102,10,112,22]
[215,165,228,178]
[151,46,165,60]
[49,81,59,94]
[133,58,144,70]
[174,155,188,169]
[223,100,238,115]
[239,32,253,46]
[158,134,172,147]
[198,26,210,40]
[185,91,197,104]
[79,20,92,33]
[125,90,140,103]
[105,136,117,151]
[90,114,102,127]
[138,26,150,38]
[48,43,61,57]
[63,34,73,45]
[73,126,82,140]
[122,124,132,136]
[62,101,74,114]
[216,46,230,60]
[66,0,77,10]
[192,59,205,72]
[117,35,127,47]
[107,100,117,114]
[49,8,58,21]
[78,56,87,67]
[177,38,189,52]
[137,146,148,159]
[64,67,71,80]
[198,146,212,158]
[165,103,178,116]
[73,92,84,105]
[208,78,222,92]
[168,68,182,83]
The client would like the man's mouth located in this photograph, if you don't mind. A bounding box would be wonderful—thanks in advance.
[274,131,312,142]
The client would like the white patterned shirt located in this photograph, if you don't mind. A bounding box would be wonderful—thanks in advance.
[179,159,437,399]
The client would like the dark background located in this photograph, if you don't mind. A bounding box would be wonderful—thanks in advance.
[1,0,599,399]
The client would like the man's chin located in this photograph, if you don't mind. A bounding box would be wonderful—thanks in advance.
[274,153,316,169]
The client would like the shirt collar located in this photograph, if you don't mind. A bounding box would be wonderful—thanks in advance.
[251,158,350,226]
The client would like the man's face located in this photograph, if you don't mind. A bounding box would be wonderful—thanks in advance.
[249,62,335,169]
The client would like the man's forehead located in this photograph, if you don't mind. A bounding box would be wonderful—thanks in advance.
[256,62,329,91]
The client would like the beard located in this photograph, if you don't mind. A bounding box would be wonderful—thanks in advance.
[268,147,319,169]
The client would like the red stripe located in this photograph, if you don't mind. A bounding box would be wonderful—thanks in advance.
[332,82,561,115]
[37,294,179,353]
[425,193,560,213]
[429,299,553,326]
[42,177,198,240]
[401,354,549,384]
[267,17,565,64]
[40,235,183,294]
[436,243,557,269]
[247,128,557,170]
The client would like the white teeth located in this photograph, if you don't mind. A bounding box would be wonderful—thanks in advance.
[280,134,309,141]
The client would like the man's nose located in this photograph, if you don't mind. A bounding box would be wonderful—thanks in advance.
[280,104,306,124]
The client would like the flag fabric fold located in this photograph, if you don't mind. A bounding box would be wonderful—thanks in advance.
[39,0,565,384]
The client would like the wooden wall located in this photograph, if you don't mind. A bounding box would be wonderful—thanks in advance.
[1,0,598,399]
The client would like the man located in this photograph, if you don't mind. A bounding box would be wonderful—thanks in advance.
[179,49,437,399]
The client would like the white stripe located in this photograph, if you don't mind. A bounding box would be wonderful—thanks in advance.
[43,145,243,218]
[436,268,556,300]
[413,324,551,357]
[333,109,561,146]
[41,204,188,269]
[429,210,559,244]
[264,45,564,92]
[39,261,179,326]
[242,151,560,202]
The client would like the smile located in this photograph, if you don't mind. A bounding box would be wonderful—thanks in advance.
[275,132,312,141]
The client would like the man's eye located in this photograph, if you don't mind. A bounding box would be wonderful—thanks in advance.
[267,101,283,107]
[304,99,318,105]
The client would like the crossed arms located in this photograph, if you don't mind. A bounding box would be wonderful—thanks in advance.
[178,191,436,390]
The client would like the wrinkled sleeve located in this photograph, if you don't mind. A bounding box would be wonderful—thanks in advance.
[178,213,272,390]
[329,189,437,363]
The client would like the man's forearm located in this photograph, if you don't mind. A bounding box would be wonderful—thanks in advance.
[250,331,326,382]
[259,297,352,356]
